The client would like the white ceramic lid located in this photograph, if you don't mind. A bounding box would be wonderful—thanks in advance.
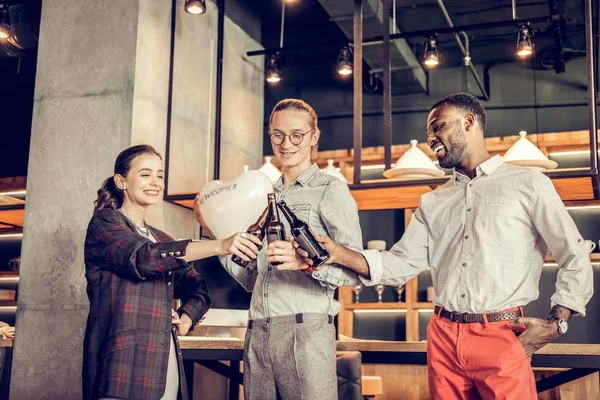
[383,140,445,179]
[323,159,348,182]
[503,131,558,170]
[258,156,282,183]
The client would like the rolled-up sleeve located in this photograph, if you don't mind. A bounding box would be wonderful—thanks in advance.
[359,206,430,287]
[85,209,191,280]
[530,175,593,316]
[312,180,364,287]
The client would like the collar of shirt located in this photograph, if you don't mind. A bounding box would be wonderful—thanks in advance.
[274,163,321,191]
[450,155,504,185]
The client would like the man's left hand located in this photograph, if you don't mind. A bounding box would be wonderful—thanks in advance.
[509,317,560,357]
[267,239,311,271]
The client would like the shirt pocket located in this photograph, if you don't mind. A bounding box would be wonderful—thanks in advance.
[479,197,531,241]
[288,203,312,225]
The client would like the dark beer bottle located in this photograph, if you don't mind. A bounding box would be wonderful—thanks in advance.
[266,193,286,266]
[277,201,330,267]
[232,206,269,267]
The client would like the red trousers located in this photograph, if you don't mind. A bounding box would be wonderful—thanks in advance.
[427,309,537,400]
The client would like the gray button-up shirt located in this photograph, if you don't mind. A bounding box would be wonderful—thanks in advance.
[360,156,593,315]
[220,163,363,319]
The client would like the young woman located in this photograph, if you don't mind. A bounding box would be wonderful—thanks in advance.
[198,99,364,400]
[83,144,260,400]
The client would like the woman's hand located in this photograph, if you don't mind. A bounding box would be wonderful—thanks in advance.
[267,238,310,271]
[172,310,194,336]
[219,232,263,261]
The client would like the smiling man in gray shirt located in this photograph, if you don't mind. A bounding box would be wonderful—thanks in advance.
[197,99,363,400]
[305,93,593,399]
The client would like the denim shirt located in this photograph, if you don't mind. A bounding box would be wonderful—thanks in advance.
[219,163,363,319]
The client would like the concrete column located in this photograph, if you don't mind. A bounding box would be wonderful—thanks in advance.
[11,0,179,398]
[11,1,140,398]
[10,0,263,398]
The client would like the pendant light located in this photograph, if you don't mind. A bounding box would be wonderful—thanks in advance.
[423,37,439,67]
[336,45,353,76]
[0,6,10,40]
[184,0,206,15]
[515,26,534,58]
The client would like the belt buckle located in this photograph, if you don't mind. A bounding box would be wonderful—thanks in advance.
[450,312,467,323]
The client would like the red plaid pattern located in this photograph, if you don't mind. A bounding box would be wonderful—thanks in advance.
[83,209,211,400]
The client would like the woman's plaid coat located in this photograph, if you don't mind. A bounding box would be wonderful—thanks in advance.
[82,209,211,399]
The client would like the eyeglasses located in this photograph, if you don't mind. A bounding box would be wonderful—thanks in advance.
[269,129,313,145]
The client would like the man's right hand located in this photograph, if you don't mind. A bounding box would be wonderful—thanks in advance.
[293,235,344,266]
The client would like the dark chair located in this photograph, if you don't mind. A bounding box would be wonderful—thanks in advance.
[336,351,362,400]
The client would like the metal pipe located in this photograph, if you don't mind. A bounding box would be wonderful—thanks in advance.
[584,0,598,174]
[393,0,396,34]
[547,0,565,73]
[383,0,392,170]
[368,65,418,74]
[164,0,177,196]
[435,0,489,100]
[247,16,553,57]
[316,100,600,121]
[353,0,363,185]
[280,0,285,49]
[459,31,469,60]
[214,0,225,179]
[512,0,517,20]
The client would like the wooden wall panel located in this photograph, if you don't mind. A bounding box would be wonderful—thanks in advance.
[361,364,429,400]
[552,177,595,201]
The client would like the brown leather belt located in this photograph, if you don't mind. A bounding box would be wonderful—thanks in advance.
[434,305,523,323]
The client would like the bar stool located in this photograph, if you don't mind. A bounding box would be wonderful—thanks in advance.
[336,351,362,400]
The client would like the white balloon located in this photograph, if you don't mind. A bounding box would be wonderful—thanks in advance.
[198,170,274,239]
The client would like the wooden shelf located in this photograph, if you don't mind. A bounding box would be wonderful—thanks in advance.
[349,169,598,210]
[0,205,25,231]
[169,171,599,212]
[310,130,599,169]
[345,302,407,310]
[413,302,435,310]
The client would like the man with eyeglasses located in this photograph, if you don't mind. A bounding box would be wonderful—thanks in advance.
[197,98,364,400]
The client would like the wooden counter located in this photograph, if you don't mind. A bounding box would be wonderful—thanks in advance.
[176,337,600,367]
[176,338,600,399]
[1,338,597,398]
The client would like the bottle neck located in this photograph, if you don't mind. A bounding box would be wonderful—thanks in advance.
[278,203,300,226]
[268,197,280,223]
